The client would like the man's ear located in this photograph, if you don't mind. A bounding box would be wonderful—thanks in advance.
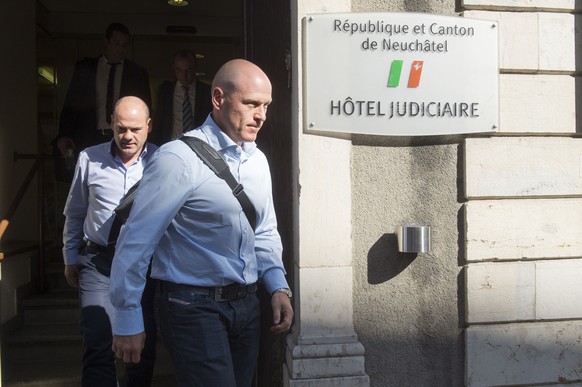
[147,118,153,133]
[211,87,223,110]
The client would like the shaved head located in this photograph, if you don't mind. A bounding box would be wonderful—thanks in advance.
[211,59,271,96]
[111,96,152,164]
[210,59,272,145]
[114,96,150,120]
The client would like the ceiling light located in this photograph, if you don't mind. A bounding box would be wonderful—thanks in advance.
[168,0,188,6]
[38,66,56,84]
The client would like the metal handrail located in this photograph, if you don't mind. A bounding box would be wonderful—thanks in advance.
[0,152,47,290]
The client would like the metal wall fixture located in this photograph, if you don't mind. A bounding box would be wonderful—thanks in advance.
[396,224,431,253]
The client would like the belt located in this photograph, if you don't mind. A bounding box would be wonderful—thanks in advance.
[85,239,109,251]
[84,239,115,259]
[159,280,257,302]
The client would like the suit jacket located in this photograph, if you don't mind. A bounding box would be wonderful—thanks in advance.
[57,56,152,152]
[150,80,212,146]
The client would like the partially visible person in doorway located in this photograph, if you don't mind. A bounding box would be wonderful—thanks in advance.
[150,49,212,145]
[53,22,151,182]
[62,96,158,387]
[110,59,294,387]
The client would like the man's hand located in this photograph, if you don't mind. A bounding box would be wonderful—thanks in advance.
[112,333,145,364]
[64,265,79,288]
[270,292,294,334]
[56,136,76,157]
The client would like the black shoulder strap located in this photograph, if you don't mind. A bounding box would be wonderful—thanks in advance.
[107,181,140,247]
[180,136,257,232]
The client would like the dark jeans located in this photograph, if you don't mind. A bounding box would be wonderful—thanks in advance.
[156,281,261,387]
[78,245,157,387]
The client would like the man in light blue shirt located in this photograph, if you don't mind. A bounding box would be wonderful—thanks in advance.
[110,59,294,387]
[63,96,158,387]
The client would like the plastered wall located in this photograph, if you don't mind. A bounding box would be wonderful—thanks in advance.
[352,137,465,386]
[348,0,465,385]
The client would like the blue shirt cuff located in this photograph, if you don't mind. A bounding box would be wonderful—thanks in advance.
[62,249,78,266]
[261,268,289,295]
[112,307,145,336]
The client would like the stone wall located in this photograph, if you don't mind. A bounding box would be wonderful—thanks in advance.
[464,1,582,386]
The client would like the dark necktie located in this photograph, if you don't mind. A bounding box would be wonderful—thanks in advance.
[106,62,118,124]
[182,85,193,132]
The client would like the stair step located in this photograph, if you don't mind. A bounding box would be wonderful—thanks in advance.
[6,322,80,344]
[23,289,78,307]
[23,290,79,324]
[43,269,74,293]
[42,260,80,292]
[24,307,79,325]
[4,360,82,387]
[5,323,82,364]
[5,286,177,387]
[4,373,178,387]
[7,340,83,365]
[5,338,177,387]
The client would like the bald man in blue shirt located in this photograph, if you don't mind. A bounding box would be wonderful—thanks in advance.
[63,96,158,387]
[110,59,293,387]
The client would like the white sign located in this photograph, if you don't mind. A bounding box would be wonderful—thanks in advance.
[303,13,499,136]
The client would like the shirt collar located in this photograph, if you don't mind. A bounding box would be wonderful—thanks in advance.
[109,140,151,163]
[100,54,124,66]
[198,115,257,156]
[177,80,196,89]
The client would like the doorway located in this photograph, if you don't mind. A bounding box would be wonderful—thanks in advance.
[244,1,293,386]
[36,1,294,386]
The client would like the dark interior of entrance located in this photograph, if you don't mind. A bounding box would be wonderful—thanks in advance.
[33,0,293,386]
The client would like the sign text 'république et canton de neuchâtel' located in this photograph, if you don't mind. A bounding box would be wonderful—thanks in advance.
[304,15,498,134]
[331,18,479,121]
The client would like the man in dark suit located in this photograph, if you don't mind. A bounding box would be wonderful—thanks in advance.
[150,49,212,146]
[54,22,151,180]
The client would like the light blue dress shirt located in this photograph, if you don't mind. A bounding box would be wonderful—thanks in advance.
[110,116,288,336]
[62,141,157,266]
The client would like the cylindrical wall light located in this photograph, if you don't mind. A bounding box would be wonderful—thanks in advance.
[396,224,431,253]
